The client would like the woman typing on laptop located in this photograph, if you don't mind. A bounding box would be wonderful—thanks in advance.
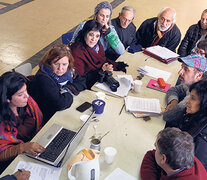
[0,72,45,173]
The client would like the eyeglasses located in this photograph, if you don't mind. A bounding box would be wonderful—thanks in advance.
[137,73,144,80]
[121,16,133,23]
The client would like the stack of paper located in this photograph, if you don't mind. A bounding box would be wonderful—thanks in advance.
[138,65,171,81]
[143,45,179,63]
[124,96,162,115]
[94,76,132,97]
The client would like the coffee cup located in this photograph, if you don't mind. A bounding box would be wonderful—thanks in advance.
[104,146,117,164]
[134,80,142,93]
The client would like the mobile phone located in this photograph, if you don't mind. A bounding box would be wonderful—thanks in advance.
[76,102,92,112]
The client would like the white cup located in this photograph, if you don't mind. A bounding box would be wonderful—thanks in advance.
[96,92,106,100]
[134,80,143,93]
[104,147,117,164]
[80,114,90,124]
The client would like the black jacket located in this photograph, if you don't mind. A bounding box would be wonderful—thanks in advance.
[28,70,86,124]
[166,112,207,170]
[105,17,136,61]
[136,17,181,52]
[178,21,207,57]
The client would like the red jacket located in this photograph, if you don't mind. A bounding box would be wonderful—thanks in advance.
[141,150,207,180]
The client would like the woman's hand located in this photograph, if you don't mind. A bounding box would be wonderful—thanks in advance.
[165,99,178,112]
[14,169,30,180]
[20,142,45,155]
[102,22,109,34]
[102,63,113,71]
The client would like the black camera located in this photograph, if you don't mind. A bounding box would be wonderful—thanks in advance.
[99,70,120,92]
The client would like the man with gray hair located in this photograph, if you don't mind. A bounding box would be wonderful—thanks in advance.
[136,7,181,52]
[141,127,207,179]
[106,6,137,60]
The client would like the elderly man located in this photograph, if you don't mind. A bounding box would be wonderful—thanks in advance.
[136,7,181,52]
[105,6,136,60]
[141,127,207,180]
[163,55,207,123]
[178,9,207,57]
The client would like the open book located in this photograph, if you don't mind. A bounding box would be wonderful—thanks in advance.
[143,45,179,64]
[124,96,162,115]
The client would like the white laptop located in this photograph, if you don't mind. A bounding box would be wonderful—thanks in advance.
[27,111,95,167]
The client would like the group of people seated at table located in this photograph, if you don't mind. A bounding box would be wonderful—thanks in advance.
[0,1,207,179]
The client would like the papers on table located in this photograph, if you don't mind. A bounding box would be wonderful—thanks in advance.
[145,45,179,59]
[125,96,162,114]
[138,65,171,81]
[143,45,179,64]
[104,168,137,180]
[14,161,62,180]
[94,76,132,97]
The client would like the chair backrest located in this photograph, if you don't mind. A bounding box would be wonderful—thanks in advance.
[13,63,32,76]
[61,31,74,45]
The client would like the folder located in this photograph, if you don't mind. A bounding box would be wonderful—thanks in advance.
[143,45,179,64]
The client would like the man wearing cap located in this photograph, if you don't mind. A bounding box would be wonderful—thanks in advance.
[70,1,125,58]
[136,7,181,52]
[178,9,207,57]
[105,6,137,60]
[163,54,207,123]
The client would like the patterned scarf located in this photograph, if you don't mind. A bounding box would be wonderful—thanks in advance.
[151,20,175,46]
[0,96,43,153]
[41,65,73,84]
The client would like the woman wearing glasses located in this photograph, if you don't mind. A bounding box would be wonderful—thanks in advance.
[28,44,86,124]
[0,72,44,173]
[70,1,125,59]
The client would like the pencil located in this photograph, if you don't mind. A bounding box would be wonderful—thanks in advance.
[119,104,125,115]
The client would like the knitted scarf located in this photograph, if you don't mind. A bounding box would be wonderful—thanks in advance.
[151,20,175,46]
[40,65,73,84]
[0,96,43,153]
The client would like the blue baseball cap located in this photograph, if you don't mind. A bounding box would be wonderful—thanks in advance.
[178,55,207,73]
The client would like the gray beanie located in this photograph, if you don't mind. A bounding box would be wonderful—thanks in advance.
[94,1,112,17]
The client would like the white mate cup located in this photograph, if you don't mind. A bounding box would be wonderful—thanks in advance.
[134,80,142,93]
[104,147,117,164]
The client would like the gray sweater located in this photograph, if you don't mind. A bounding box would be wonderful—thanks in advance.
[163,84,189,122]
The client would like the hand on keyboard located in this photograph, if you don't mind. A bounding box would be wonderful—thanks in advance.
[21,142,45,155]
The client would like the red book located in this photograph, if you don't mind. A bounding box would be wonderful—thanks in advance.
[147,79,171,93]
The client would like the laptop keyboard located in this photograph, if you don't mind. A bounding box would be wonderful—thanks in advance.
[39,128,76,162]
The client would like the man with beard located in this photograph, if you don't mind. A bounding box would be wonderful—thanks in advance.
[136,7,181,52]
[178,9,207,57]
[163,54,207,123]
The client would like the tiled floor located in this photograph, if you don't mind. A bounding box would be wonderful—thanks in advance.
[0,0,207,75]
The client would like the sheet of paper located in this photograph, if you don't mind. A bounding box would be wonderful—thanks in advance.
[104,168,137,180]
[145,45,179,59]
[138,65,171,81]
[94,77,131,97]
[117,75,134,84]
[125,96,161,114]
[14,161,62,180]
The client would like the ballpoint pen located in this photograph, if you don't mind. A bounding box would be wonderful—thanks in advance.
[119,104,125,115]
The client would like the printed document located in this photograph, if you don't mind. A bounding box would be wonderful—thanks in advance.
[138,65,171,81]
[125,96,162,114]
[14,161,62,180]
